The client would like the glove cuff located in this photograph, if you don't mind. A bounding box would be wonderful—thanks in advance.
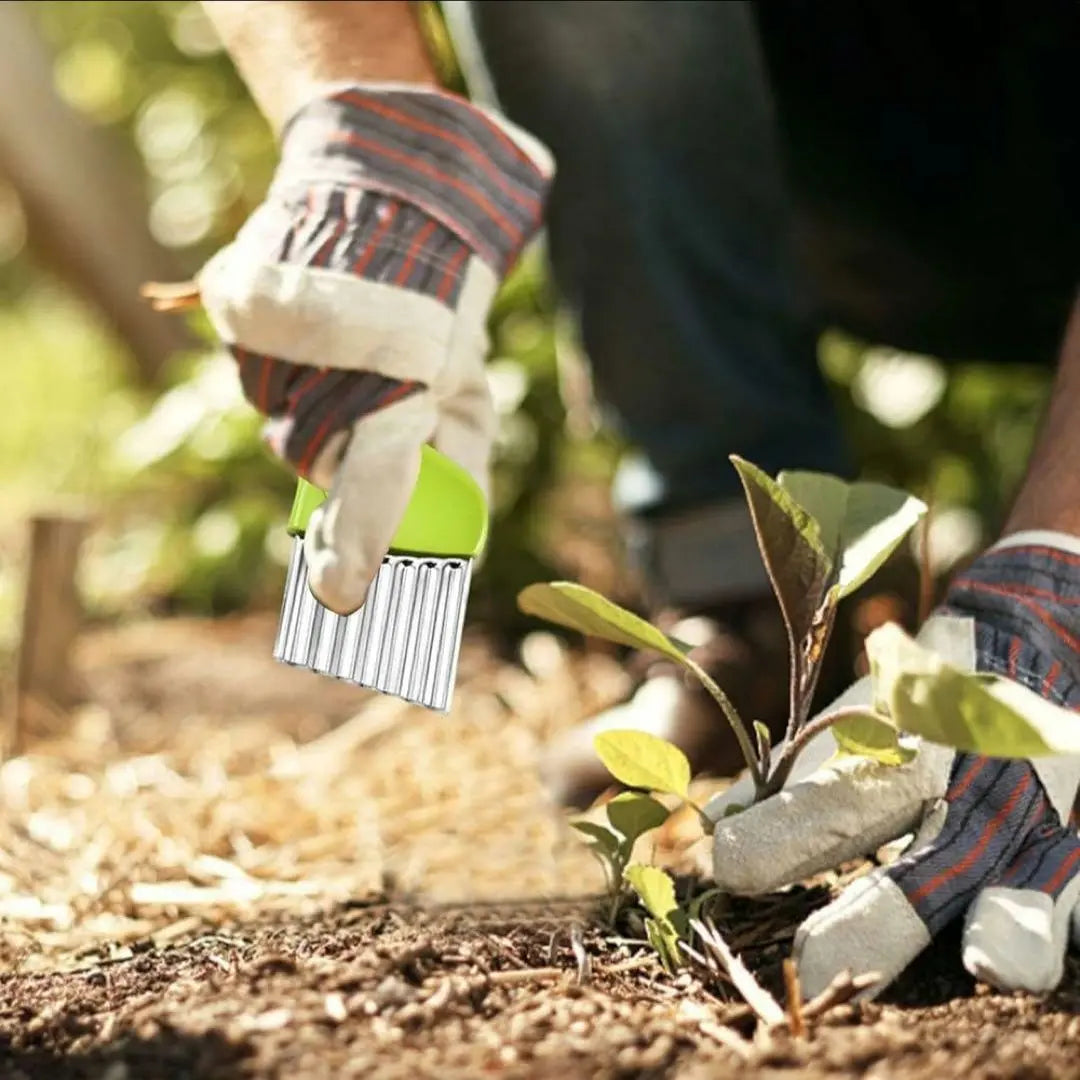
[941,534,1080,709]
[274,85,554,277]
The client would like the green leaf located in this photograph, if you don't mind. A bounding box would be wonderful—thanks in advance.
[753,720,772,770]
[520,580,761,782]
[625,864,679,923]
[571,820,621,857]
[829,708,916,766]
[594,730,691,798]
[778,472,926,600]
[517,582,689,661]
[606,793,671,844]
[867,622,1080,758]
[645,917,683,973]
[731,456,834,711]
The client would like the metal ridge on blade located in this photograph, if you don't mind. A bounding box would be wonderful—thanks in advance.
[273,539,471,712]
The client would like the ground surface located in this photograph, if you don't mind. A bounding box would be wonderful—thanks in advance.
[1,614,1080,1078]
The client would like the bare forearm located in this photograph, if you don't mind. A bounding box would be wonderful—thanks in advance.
[1005,293,1080,536]
[202,1,438,132]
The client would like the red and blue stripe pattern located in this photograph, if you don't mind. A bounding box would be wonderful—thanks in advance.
[232,88,551,479]
[886,544,1080,933]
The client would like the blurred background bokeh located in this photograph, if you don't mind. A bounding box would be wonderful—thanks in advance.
[0,0,1053,675]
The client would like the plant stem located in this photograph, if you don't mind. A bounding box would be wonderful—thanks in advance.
[769,599,839,796]
[765,704,870,793]
[797,601,838,731]
[682,656,764,792]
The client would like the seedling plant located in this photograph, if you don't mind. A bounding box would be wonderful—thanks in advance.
[519,455,1080,966]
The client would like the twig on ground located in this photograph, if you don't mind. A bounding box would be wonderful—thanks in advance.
[485,966,564,986]
[569,923,592,986]
[684,917,785,1028]
[802,969,882,1020]
[677,999,754,1059]
[783,957,805,1037]
[603,955,659,975]
[698,1019,754,1059]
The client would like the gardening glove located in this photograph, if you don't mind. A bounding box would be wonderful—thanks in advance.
[196,85,553,613]
[705,532,1080,999]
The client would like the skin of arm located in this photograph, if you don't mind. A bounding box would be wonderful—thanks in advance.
[201,1,439,133]
[1005,293,1080,538]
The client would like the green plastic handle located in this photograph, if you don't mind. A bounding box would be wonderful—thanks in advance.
[286,444,488,558]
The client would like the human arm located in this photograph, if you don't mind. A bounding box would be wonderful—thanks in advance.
[201,1,439,132]
[196,1,553,613]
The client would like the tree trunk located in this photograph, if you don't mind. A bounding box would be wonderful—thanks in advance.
[0,1,193,386]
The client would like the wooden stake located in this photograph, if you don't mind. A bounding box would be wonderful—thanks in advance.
[12,513,88,752]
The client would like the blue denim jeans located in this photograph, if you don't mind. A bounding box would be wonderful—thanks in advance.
[445,1,1080,606]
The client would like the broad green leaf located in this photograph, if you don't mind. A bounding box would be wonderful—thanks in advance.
[571,820,621,857]
[520,581,758,777]
[606,792,671,843]
[517,582,689,661]
[867,622,1080,758]
[778,472,926,599]
[730,456,833,708]
[594,730,691,797]
[829,707,916,766]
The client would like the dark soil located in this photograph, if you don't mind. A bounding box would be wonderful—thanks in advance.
[2,897,1080,1080]
[2,612,1078,1079]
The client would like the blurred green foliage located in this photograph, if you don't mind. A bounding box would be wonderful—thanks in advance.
[0,1,1054,654]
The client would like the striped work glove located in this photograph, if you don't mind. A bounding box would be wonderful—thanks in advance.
[196,86,553,613]
[706,533,1080,998]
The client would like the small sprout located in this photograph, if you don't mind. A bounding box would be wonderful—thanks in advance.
[626,865,686,972]
[573,794,671,924]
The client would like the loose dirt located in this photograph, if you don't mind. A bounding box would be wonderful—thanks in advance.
[0,613,1078,1079]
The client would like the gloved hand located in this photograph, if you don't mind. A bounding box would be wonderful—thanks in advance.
[705,533,1080,999]
[196,86,553,613]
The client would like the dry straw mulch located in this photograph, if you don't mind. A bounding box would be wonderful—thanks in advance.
[0,614,632,973]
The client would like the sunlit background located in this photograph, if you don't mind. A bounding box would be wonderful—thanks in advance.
[0,0,1064,992]
[0,0,1053,667]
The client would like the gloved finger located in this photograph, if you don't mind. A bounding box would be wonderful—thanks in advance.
[432,262,498,501]
[304,392,438,615]
[794,865,931,999]
[712,740,952,895]
[233,350,418,479]
[885,757,1047,941]
[963,821,1080,992]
